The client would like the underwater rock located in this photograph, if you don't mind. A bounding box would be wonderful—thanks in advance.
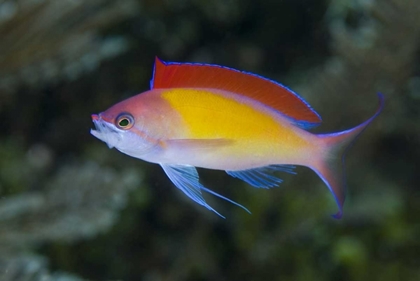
[296,0,420,132]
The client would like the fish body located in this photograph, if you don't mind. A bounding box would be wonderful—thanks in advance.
[91,57,383,218]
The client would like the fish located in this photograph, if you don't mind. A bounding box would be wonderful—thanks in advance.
[91,57,384,219]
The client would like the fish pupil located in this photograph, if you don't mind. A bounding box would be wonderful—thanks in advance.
[115,113,134,129]
[119,118,129,127]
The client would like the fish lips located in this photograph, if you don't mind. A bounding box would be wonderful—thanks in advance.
[90,114,121,149]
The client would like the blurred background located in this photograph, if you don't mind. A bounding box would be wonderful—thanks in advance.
[0,0,419,280]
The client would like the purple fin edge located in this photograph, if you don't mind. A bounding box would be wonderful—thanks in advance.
[150,57,322,129]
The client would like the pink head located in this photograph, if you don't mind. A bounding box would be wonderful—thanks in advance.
[90,93,159,158]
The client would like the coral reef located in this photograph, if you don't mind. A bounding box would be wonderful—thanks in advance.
[0,0,140,94]
[0,159,141,280]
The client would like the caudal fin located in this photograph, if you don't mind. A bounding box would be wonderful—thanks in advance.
[312,93,384,219]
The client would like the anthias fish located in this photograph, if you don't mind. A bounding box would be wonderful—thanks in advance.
[91,57,383,219]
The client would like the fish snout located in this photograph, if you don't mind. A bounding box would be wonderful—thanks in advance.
[90,115,121,149]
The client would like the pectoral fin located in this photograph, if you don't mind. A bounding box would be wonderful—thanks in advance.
[165,138,234,151]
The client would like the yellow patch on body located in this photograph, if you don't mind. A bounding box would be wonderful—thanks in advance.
[160,88,311,162]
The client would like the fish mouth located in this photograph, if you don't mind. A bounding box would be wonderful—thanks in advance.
[90,114,120,149]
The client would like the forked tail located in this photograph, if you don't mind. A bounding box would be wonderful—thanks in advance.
[311,93,384,219]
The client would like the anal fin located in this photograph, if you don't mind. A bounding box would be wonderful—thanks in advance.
[226,165,296,189]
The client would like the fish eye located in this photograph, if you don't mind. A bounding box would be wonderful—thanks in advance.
[115,113,134,130]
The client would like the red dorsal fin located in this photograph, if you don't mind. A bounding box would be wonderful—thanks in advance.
[151,57,321,127]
